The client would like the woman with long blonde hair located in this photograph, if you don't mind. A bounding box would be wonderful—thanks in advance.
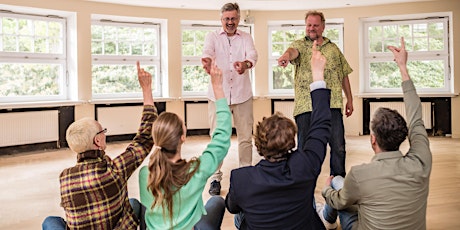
[139,63,232,230]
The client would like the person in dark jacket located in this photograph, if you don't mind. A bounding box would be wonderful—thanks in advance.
[225,40,331,230]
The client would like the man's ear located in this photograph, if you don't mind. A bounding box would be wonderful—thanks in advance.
[370,133,377,146]
[93,135,101,149]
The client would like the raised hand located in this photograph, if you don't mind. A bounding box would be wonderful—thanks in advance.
[387,37,410,81]
[137,61,154,105]
[310,40,327,82]
[210,60,224,100]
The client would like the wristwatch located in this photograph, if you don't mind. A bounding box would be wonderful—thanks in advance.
[245,61,251,69]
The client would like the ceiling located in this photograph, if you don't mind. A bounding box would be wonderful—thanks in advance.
[86,0,433,11]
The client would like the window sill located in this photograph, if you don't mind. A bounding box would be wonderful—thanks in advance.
[0,100,86,110]
[357,92,459,98]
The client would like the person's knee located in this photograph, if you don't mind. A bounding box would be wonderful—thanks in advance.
[208,195,225,208]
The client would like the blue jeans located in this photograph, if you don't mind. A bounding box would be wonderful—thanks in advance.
[323,176,358,230]
[42,198,146,230]
[295,109,346,177]
[234,211,245,229]
[194,196,226,230]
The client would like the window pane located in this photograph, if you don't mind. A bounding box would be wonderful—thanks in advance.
[18,19,32,36]
[182,65,209,92]
[0,13,66,102]
[92,64,156,94]
[0,63,60,96]
[272,64,294,89]
[369,60,444,89]
[368,26,383,52]
[2,17,16,34]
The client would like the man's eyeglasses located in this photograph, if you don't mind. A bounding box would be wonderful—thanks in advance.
[221,17,239,23]
[96,128,107,135]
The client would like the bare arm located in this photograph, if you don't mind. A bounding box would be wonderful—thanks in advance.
[277,47,299,67]
[342,76,353,117]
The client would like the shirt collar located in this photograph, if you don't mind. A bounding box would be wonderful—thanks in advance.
[371,150,404,162]
[305,36,330,45]
[77,149,105,162]
[219,28,241,36]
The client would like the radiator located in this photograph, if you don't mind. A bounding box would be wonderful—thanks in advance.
[369,102,432,129]
[97,106,143,135]
[0,110,59,147]
[273,100,295,121]
[185,102,210,129]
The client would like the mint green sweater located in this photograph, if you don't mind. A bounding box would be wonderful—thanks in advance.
[139,98,232,230]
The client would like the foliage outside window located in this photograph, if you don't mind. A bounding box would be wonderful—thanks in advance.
[91,20,161,99]
[181,24,252,96]
[0,12,66,103]
[269,23,343,94]
[362,15,450,94]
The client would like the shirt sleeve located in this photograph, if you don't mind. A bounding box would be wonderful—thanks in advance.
[197,98,232,177]
[112,105,158,180]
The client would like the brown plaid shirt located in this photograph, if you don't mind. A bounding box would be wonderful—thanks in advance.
[60,105,157,230]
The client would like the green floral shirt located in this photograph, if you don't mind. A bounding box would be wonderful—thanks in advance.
[290,37,353,116]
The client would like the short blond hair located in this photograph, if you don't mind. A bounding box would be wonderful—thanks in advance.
[305,10,326,25]
[66,117,99,153]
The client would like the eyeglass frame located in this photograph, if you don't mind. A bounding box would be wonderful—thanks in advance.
[96,128,107,136]
[221,17,240,23]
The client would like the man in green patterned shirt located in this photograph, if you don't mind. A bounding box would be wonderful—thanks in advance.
[278,10,353,229]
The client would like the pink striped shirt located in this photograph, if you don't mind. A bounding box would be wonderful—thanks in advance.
[202,28,258,104]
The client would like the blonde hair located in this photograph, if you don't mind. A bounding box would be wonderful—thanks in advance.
[305,10,326,25]
[147,112,200,222]
[66,117,99,153]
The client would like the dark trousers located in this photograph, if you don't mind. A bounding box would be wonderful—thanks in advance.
[295,109,346,177]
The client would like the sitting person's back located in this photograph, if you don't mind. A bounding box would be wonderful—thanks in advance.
[225,40,331,230]
[320,37,432,230]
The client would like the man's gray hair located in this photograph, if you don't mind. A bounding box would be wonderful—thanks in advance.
[221,2,240,17]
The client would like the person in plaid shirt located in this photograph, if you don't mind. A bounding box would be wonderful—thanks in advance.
[42,61,156,230]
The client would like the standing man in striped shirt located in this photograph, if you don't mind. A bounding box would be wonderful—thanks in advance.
[202,2,258,196]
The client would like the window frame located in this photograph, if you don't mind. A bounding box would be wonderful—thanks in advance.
[360,13,453,96]
[91,16,162,100]
[0,11,68,103]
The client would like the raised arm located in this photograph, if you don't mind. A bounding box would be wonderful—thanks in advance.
[388,37,431,173]
[302,40,331,175]
[113,61,157,178]
[199,62,232,176]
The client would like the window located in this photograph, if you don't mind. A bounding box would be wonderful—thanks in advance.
[91,17,161,99]
[361,14,451,95]
[181,24,218,96]
[269,22,343,94]
[0,11,67,103]
[181,22,252,96]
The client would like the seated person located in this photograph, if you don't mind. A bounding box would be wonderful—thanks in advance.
[225,40,331,230]
[42,61,157,230]
[138,62,232,230]
[319,37,432,230]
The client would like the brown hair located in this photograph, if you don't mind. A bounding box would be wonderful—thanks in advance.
[147,112,200,222]
[254,112,297,162]
[370,107,408,151]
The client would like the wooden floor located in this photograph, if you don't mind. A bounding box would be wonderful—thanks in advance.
[0,135,459,229]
